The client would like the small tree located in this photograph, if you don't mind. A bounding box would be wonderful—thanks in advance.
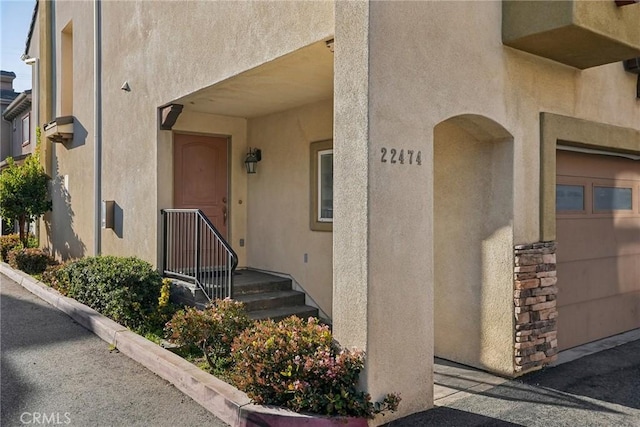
[0,128,52,247]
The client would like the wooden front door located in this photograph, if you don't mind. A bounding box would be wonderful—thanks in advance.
[174,134,228,238]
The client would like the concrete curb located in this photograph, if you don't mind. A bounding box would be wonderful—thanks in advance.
[0,263,367,427]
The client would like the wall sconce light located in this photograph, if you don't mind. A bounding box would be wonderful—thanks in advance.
[244,148,262,174]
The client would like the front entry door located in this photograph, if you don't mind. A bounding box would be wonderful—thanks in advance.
[174,134,228,238]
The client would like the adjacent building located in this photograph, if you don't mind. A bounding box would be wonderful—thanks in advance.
[25,0,640,422]
[1,70,34,234]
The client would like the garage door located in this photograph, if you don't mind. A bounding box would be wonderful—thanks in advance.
[556,150,640,351]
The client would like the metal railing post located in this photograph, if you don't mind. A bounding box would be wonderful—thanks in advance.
[195,213,201,285]
[161,210,167,274]
[160,209,238,302]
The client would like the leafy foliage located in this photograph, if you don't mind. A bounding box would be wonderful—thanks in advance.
[231,316,401,418]
[165,299,252,370]
[0,234,22,262]
[52,256,163,330]
[7,247,58,275]
[42,262,67,293]
[0,134,52,247]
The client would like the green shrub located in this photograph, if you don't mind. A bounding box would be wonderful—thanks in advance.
[7,247,58,275]
[0,234,22,262]
[165,299,252,370]
[231,316,400,418]
[145,278,179,335]
[42,262,68,294]
[55,256,163,330]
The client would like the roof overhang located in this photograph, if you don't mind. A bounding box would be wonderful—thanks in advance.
[174,40,334,119]
[2,91,32,121]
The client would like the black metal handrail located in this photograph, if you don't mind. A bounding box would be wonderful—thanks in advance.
[162,209,238,301]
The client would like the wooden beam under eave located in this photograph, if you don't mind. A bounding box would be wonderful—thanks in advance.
[160,104,183,130]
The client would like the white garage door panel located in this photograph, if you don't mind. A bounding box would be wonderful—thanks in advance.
[556,150,640,351]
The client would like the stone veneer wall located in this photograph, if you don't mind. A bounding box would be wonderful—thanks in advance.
[513,241,558,373]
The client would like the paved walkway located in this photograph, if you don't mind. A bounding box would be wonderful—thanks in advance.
[0,274,228,427]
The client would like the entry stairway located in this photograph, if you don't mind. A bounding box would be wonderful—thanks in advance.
[169,269,319,321]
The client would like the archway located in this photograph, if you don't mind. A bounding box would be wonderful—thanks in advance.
[433,114,514,375]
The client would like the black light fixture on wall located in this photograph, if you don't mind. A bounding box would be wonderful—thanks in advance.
[244,148,262,174]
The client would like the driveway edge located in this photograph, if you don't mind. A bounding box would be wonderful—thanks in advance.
[0,263,366,427]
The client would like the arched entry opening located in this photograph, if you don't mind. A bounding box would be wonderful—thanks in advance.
[433,114,514,376]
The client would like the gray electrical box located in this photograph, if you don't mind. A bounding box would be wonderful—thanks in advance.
[102,200,115,229]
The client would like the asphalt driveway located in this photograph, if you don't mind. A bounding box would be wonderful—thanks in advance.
[386,339,640,426]
[0,274,228,427]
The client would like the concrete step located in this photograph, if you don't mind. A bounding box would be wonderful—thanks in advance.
[169,279,210,307]
[232,270,293,296]
[167,269,320,322]
[235,289,305,312]
[248,304,319,322]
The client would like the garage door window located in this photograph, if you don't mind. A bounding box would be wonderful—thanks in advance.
[556,185,584,212]
[593,186,632,211]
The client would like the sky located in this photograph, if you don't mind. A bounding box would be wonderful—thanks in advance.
[1,0,36,93]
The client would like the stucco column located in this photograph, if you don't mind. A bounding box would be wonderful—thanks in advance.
[39,0,53,173]
[333,1,433,422]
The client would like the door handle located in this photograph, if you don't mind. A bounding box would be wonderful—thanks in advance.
[222,206,227,225]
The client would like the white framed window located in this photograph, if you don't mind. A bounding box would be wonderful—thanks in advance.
[593,186,632,211]
[556,184,585,212]
[317,149,333,222]
[22,115,30,146]
[310,139,333,231]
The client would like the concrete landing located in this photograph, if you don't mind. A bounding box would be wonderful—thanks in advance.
[433,359,508,406]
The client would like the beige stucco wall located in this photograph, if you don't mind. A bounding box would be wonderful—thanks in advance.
[246,99,333,317]
[503,0,640,69]
[45,0,94,259]
[433,119,514,375]
[45,0,333,264]
[333,1,435,422]
[333,0,639,421]
[573,0,640,48]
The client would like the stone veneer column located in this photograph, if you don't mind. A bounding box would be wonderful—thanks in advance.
[513,241,558,373]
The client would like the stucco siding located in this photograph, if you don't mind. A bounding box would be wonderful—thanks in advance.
[46,0,334,264]
[45,0,94,259]
[246,99,333,318]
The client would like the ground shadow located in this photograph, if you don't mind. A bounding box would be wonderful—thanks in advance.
[384,407,524,427]
[519,340,640,410]
[0,276,93,425]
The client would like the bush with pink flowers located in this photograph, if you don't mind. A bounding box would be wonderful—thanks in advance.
[231,316,400,418]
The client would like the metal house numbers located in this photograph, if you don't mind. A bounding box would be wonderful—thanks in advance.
[380,147,422,166]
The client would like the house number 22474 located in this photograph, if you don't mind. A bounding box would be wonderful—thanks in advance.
[380,148,422,165]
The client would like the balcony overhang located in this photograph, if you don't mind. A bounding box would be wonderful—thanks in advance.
[44,116,74,144]
[173,39,334,119]
[503,0,640,69]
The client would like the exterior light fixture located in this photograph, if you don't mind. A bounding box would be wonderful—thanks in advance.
[244,148,262,174]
